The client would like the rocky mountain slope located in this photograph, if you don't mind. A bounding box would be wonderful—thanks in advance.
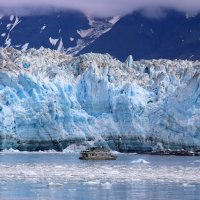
[2,10,200,62]
[0,48,200,152]
[0,11,118,55]
[80,10,200,61]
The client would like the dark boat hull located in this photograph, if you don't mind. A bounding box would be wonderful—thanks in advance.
[79,156,117,160]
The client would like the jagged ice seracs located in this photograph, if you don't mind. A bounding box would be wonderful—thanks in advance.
[0,48,199,151]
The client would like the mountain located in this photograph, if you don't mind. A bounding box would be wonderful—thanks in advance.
[0,11,118,55]
[80,10,200,61]
[0,48,200,152]
[1,10,200,61]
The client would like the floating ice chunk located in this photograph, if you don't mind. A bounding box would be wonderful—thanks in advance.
[1,148,20,153]
[194,160,200,163]
[182,183,195,187]
[48,182,63,187]
[101,182,112,189]
[0,161,199,183]
[131,159,150,164]
[38,149,57,153]
[84,181,100,185]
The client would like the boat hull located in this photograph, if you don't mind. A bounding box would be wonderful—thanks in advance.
[79,156,117,160]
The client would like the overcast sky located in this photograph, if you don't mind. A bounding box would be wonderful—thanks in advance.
[0,0,200,17]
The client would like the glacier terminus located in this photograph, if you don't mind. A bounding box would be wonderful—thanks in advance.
[0,48,200,152]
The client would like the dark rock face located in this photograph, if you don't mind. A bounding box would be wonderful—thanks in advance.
[80,10,200,61]
[0,11,115,55]
[2,10,200,61]
[0,11,89,51]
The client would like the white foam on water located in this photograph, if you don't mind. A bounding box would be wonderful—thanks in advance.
[110,151,122,155]
[48,182,63,187]
[84,181,101,185]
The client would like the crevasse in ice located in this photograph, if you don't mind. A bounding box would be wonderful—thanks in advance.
[0,47,199,151]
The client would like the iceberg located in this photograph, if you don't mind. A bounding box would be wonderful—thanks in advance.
[0,47,199,152]
[131,159,149,164]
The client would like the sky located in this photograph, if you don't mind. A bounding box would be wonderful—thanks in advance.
[0,0,200,17]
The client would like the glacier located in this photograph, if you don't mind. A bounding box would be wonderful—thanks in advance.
[0,48,200,152]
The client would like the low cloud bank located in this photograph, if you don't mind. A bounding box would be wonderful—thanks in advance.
[0,0,200,17]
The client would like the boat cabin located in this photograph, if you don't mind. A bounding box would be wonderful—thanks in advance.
[79,147,117,160]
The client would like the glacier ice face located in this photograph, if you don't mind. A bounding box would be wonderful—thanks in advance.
[0,47,200,151]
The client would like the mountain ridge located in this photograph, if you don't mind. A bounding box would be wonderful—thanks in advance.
[80,10,200,61]
[0,11,118,55]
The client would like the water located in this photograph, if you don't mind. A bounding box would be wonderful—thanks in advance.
[0,152,200,200]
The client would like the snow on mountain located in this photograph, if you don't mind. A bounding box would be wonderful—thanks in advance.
[0,11,118,56]
[77,28,93,38]
[80,10,200,61]
[49,37,59,46]
[4,9,200,62]
[0,48,199,151]
[65,17,115,55]
[108,16,120,24]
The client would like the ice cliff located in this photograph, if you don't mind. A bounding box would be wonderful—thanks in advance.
[0,48,200,151]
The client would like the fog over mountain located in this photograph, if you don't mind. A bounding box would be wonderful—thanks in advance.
[1,0,200,17]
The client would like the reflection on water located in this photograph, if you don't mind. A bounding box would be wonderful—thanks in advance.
[0,152,199,200]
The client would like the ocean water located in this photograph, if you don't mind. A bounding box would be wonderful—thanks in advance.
[0,152,200,200]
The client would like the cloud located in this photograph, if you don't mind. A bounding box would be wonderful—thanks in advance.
[0,0,200,17]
